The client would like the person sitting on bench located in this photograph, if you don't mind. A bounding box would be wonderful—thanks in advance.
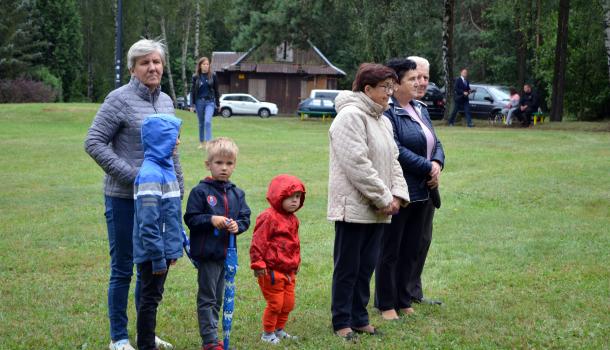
[513,84,539,127]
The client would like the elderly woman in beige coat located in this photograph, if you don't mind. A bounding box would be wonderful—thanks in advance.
[328,63,410,341]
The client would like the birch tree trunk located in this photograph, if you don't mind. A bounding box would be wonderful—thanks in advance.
[442,0,455,120]
[194,0,200,59]
[181,13,192,105]
[516,0,528,88]
[160,16,177,104]
[603,0,610,81]
[550,0,570,122]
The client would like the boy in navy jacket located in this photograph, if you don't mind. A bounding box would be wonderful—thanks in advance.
[133,114,183,350]
[184,137,251,350]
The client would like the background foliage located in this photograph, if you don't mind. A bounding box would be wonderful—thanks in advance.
[0,0,608,119]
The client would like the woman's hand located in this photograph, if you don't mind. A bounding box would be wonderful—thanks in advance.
[378,196,401,215]
[427,175,439,189]
[428,161,441,189]
[429,161,441,178]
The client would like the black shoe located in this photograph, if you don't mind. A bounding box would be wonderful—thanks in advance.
[353,327,383,337]
[335,331,358,342]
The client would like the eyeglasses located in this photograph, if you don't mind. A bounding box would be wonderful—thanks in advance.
[378,83,396,93]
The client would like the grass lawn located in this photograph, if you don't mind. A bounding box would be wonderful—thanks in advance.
[0,103,608,349]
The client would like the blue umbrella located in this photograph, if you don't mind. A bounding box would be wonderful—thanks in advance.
[222,228,238,350]
[181,229,199,268]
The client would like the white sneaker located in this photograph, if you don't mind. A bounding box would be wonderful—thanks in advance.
[109,339,136,350]
[261,332,280,344]
[155,336,174,350]
[275,329,298,340]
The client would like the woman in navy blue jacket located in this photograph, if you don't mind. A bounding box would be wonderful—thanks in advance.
[375,58,445,320]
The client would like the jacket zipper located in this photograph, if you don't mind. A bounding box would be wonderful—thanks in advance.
[150,91,158,113]
[223,187,230,252]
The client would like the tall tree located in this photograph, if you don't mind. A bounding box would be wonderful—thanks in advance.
[515,0,529,88]
[604,0,610,84]
[442,0,455,120]
[160,16,177,104]
[194,0,200,59]
[36,0,84,101]
[550,0,570,122]
[181,9,192,103]
[0,0,46,79]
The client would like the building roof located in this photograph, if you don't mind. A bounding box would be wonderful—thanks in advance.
[211,52,245,73]
[213,42,346,76]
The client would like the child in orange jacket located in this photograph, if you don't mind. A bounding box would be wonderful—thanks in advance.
[250,174,306,344]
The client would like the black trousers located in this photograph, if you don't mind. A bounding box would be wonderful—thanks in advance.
[514,108,533,126]
[331,221,383,331]
[136,261,170,350]
[375,199,435,310]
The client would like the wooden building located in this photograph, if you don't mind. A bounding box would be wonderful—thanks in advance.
[211,41,346,114]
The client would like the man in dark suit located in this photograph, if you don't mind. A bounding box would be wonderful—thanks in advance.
[448,68,473,127]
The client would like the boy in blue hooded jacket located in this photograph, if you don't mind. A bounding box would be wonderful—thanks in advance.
[132,114,183,350]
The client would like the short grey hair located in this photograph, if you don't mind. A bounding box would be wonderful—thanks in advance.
[407,56,430,71]
[127,39,167,70]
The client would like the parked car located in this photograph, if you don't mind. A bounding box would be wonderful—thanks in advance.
[468,84,511,121]
[420,82,445,119]
[218,93,278,118]
[176,95,191,110]
[309,89,342,100]
[297,97,337,117]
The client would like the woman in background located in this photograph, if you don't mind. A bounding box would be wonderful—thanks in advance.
[190,57,219,149]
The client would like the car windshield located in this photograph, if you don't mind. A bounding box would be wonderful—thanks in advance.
[315,92,339,100]
[488,86,511,101]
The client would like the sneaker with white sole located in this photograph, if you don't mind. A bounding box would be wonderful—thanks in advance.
[261,332,280,344]
[155,336,174,350]
[275,329,298,340]
[109,339,136,350]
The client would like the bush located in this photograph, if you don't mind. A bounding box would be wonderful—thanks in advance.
[0,79,58,103]
[31,67,63,100]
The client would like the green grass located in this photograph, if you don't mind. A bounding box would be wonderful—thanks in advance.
[0,103,609,349]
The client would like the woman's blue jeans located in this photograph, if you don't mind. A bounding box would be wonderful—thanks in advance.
[104,195,141,341]
[196,99,215,142]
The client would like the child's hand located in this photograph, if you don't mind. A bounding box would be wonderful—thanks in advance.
[253,269,266,277]
[227,219,239,234]
[211,215,229,229]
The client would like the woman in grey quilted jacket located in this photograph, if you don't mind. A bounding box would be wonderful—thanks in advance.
[328,63,410,341]
[84,39,181,350]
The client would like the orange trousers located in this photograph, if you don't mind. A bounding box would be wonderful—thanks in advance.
[257,270,296,333]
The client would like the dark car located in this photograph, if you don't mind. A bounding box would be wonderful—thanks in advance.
[420,82,445,119]
[175,95,191,110]
[468,84,511,121]
[297,98,336,118]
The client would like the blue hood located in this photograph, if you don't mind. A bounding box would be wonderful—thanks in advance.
[141,114,182,167]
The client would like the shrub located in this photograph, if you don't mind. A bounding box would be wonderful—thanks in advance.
[0,78,58,103]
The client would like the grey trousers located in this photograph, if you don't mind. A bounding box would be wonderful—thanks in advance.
[197,259,225,345]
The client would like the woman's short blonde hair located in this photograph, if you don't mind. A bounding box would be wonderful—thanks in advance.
[206,137,239,161]
[127,39,167,70]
